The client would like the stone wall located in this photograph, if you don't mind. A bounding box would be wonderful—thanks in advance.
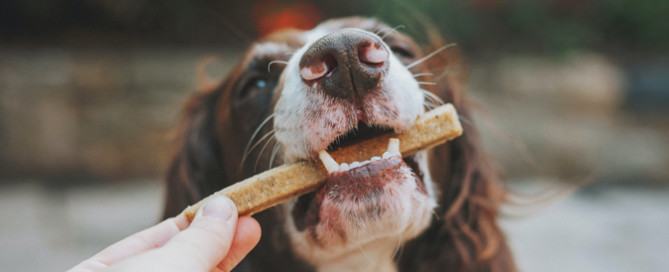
[1,49,666,185]
[0,48,240,180]
[470,53,668,185]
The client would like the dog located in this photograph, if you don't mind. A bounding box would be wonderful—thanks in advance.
[163,17,516,272]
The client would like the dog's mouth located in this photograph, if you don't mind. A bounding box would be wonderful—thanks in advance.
[325,121,393,151]
[292,122,427,232]
[319,121,424,182]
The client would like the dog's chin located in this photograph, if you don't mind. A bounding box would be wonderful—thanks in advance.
[287,151,436,261]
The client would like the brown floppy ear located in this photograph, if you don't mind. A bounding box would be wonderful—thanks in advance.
[396,37,516,271]
[162,87,229,219]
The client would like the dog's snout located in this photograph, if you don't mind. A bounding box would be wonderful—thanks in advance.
[299,30,388,99]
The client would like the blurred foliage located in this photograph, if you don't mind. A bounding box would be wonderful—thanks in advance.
[1,0,668,55]
[369,0,669,56]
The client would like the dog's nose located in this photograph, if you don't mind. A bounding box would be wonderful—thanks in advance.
[299,30,389,99]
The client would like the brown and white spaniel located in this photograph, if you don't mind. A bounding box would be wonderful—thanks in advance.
[163,17,516,272]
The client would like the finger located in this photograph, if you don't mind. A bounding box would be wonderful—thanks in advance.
[215,216,262,272]
[85,215,186,266]
[152,196,239,271]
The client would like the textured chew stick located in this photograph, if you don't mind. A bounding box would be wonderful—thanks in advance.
[183,103,463,221]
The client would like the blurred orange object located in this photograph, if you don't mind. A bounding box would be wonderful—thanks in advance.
[253,0,321,36]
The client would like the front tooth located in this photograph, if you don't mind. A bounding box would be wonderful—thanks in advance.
[318,150,340,173]
[350,161,361,168]
[340,163,350,171]
[387,138,400,155]
[382,151,391,159]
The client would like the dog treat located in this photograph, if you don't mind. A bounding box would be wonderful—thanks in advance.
[183,103,463,221]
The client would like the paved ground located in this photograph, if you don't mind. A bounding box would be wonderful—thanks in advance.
[501,183,669,272]
[0,180,667,272]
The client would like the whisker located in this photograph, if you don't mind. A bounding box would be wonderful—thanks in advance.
[380,25,405,39]
[433,65,460,82]
[458,114,473,127]
[417,81,437,86]
[255,136,276,172]
[406,43,457,69]
[243,114,275,160]
[423,97,437,108]
[423,101,437,110]
[413,72,434,78]
[392,230,405,262]
[372,27,384,36]
[268,60,289,73]
[241,129,275,168]
[422,90,444,105]
[269,143,281,168]
[429,209,439,221]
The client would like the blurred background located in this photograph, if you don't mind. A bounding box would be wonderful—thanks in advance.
[1,0,667,271]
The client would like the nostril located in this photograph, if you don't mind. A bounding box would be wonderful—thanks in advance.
[300,54,337,81]
[358,42,388,65]
[300,62,327,81]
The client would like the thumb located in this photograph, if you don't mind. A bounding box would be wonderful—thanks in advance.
[156,196,238,271]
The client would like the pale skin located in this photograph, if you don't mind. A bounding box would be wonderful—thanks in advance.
[68,196,261,272]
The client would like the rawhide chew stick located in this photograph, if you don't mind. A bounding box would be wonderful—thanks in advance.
[183,103,463,221]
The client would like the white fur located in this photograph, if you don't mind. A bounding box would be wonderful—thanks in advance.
[274,28,425,162]
[272,19,435,272]
[253,42,296,57]
[282,161,436,270]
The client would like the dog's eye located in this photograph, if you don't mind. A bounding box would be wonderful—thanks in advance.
[239,77,269,99]
[253,78,267,89]
[390,46,415,60]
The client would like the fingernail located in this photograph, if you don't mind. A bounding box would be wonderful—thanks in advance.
[202,196,234,220]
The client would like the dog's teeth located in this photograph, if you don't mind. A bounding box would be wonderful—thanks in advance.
[318,150,340,173]
[382,151,391,159]
[387,138,400,155]
[320,139,401,174]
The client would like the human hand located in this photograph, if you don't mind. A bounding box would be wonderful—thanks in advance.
[68,196,261,272]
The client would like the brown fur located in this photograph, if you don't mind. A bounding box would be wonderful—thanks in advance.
[163,17,516,272]
[395,45,516,271]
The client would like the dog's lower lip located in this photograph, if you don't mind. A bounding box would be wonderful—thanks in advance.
[292,153,425,231]
[315,138,426,193]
